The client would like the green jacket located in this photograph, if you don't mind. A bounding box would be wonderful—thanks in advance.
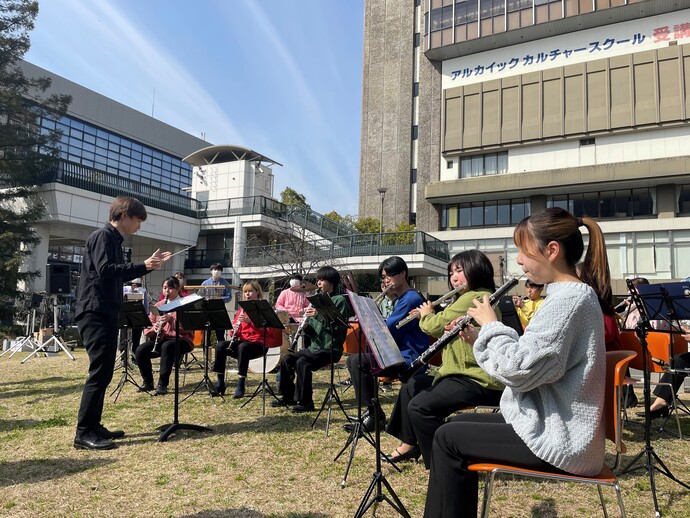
[304,293,353,359]
[420,289,504,391]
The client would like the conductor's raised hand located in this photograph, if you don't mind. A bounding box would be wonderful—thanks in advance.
[145,249,163,270]
[466,295,498,326]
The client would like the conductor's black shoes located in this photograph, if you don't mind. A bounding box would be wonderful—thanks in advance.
[74,432,116,450]
[291,403,315,413]
[270,397,294,408]
[94,424,125,440]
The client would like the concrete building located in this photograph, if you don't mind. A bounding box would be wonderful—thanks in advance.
[360,0,690,294]
[16,61,448,313]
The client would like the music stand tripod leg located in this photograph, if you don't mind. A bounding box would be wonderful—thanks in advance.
[353,397,411,518]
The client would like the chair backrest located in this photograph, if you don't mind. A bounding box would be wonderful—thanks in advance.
[497,296,524,336]
[605,350,637,457]
[619,330,684,374]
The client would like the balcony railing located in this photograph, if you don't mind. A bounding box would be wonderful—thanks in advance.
[39,160,202,217]
[239,231,449,268]
[199,196,357,238]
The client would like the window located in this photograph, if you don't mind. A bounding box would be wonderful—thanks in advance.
[441,198,529,229]
[580,137,595,146]
[447,160,453,169]
[547,188,655,218]
[459,152,509,178]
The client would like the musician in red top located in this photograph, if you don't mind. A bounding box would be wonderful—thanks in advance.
[135,276,194,395]
[212,280,281,398]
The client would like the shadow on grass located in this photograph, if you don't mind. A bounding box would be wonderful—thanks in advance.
[0,376,72,388]
[530,497,558,517]
[179,510,329,518]
[0,382,84,402]
[0,416,70,433]
[0,457,116,487]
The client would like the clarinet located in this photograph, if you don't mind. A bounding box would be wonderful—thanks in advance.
[152,296,168,354]
[288,288,321,353]
[228,309,243,346]
[398,276,520,383]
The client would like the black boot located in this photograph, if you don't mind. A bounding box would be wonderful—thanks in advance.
[215,374,226,396]
[233,376,246,399]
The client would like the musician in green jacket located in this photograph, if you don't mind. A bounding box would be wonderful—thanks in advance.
[272,266,353,413]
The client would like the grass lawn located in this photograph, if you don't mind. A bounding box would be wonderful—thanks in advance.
[1,349,689,517]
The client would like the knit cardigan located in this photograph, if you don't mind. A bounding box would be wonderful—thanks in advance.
[473,282,606,476]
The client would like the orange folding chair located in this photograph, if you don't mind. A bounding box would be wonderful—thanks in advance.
[467,350,635,517]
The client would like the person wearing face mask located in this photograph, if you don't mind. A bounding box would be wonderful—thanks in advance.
[201,263,233,342]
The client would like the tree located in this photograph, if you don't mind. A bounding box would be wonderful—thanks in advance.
[353,216,380,234]
[0,0,71,320]
[280,186,309,208]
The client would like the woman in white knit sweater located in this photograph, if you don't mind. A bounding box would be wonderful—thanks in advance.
[424,207,609,517]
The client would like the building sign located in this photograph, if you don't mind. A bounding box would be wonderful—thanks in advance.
[443,9,690,89]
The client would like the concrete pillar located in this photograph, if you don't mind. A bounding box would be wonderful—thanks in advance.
[232,217,246,270]
[19,223,50,293]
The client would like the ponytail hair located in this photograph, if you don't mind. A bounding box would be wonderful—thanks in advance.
[514,207,612,313]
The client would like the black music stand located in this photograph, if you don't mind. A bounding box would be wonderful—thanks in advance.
[179,298,232,401]
[345,290,409,517]
[619,281,690,517]
[238,299,285,416]
[156,295,211,442]
[307,293,351,435]
[111,300,150,402]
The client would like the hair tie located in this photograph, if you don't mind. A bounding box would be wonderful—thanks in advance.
[577,217,584,227]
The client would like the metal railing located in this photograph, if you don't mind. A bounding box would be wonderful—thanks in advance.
[39,160,202,217]
[199,196,357,238]
[240,231,449,267]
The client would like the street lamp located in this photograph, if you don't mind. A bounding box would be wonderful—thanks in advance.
[377,187,387,234]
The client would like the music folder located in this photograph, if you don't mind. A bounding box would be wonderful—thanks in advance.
[346,290,404,373]
[636,281,690,325]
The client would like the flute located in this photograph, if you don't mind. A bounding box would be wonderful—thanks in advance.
[288,288,321,353]
[152,296,168,353]
[395,283,467,329]
[398,276,520,383]
[374,283,395,305]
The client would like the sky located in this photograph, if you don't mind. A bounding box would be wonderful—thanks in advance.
[25,0,365,216]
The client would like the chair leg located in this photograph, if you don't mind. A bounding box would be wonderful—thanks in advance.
[613,481,626,518]
[596,485,609,518]
[479,472,494,518]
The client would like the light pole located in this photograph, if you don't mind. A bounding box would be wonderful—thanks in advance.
[378,187,387,234]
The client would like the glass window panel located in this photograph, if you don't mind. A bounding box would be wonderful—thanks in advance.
[448,205,458,228]
[41,118,56,129]
[471,155,483,176]
[632,188,654,216]
[83,123,96,135]
[70,128,83,139]
[83,132,96,144]
[511,201,527,223]
[581,193,598,217]
[497,202,510,225]
[459,205,471,227]
[96,129,109,139]
[497,152,508,174]
[108,141,119,152]
[460,158,471,178]
[679,186,690,214]
[152,158,162,168]
[96,137,108,149]
[673,243,690,278]
[430,7,443,31]
[108,134,121,145]
[484,202,497,225]
[82,151,95,161]
[599,191,616,218]
[131,150,142,161]
[485,153,497,175]
[70,119,84,131]
[120,146,131,157]
[635,244,656,273]
[441,5,453,28]
[471,202,483,225]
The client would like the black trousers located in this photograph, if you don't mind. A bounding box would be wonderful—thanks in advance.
[653,351,690,403]
[213,340,265,377]
[278,349,336,404]
[76,312,118,436]
[386,373,503,468]
[135,339,192,387]
[424,413,565,518]
[347,352,402,410]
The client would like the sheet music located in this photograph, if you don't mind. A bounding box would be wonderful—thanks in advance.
[347,290,404,371]
[157,293,203,313]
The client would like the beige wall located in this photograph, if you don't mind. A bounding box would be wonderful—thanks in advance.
[442,44,690,155]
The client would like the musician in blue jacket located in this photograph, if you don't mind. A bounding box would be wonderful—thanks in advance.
[345,256,428,433]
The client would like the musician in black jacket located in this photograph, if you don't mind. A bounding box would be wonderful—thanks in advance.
[73,197,169,451]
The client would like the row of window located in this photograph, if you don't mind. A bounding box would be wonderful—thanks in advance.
[440,187,665,230]
[40,115,193,194]
[459,152,509,178]
[442,198,530,229]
